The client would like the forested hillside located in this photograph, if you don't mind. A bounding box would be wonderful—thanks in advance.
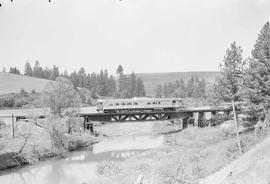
[137,71,220,96]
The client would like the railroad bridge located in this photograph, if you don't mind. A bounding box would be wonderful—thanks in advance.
[0,106,233,129]
[79,106,232,129]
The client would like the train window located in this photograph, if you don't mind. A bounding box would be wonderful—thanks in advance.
[121,103,126,105]
[99,102,103,105]
[115,103,119,106]
[109,104,113,106]
[158,102,161,104]
[172,100,176,103]
[133,102,138,105]
[128,102,132,105]
[147,102,151,105]
[153,102,156,104]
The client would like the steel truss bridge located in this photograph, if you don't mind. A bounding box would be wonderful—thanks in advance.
[79,107,232,130]
[0,106,232,129]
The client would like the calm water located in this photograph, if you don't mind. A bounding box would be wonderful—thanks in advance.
[0,135,164,184]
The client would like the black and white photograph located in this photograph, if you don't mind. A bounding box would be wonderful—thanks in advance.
[0,0,270,183]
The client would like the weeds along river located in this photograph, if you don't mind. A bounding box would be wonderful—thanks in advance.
[0,121,167,184]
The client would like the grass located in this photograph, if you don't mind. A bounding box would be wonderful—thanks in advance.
[0,72,52,95]
[95,126,261,184]
[0,117,98,170]
[136,71,220,96]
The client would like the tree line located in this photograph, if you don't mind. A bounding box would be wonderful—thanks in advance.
[3,61,146,99]
[155,76,206,98]
[213,21,270,121]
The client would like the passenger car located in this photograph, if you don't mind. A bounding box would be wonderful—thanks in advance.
[97,98,183,113]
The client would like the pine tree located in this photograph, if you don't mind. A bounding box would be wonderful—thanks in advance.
[108,75,117,96]
[9,67,20,74]
[32,60,43,78]
[49,65,60,80]
[179,79,186,97]
[116,64,123,75]
[245,22,270,109]
[24,61,32,76]
[62,70,69,79]
[192,76,200,98]
[77,67,86,87]
[214,42,245,102]
[129,72,137,97]
[186,76,194,97]
[198,78,206,98]
[97,70,106,96]
[163,83,169,97]
[134,78,146,97]
[70,71,79,88]
[155,84,163,98]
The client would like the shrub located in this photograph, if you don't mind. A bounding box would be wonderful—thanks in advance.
[14,98,28,107]
[0,95,15,108]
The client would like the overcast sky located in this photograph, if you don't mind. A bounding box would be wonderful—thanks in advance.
[0,0,269,74]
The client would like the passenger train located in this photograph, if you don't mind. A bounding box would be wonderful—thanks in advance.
[97,98,183,113]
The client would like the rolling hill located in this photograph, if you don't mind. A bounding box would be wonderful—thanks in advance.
[136,71,220,96]
[0,72,52,95]
[0,71,220,96]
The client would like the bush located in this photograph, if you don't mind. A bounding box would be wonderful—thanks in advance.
[0,95,15,108]
[14,98,28,107]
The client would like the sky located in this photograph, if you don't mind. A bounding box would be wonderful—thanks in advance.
[0,0,269,74]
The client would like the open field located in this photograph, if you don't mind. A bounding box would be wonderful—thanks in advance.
[0,72,52,95]
[137,71,220,96]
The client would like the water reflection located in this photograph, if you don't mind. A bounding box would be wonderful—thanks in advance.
[0,135,164,184]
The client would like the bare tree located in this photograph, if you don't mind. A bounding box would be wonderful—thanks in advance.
[42,77,81,116]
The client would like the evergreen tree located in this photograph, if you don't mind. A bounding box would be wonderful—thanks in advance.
[43,67,52,79]
[198,79,206,98]
[97,70,107,96]
[49,65,60,80]
[163,83,169,97]
[245,22,270,109]
[129,72,137,97]
[116,64,123,75]
[214,42,245,102]
[70,71,79,88]
[179,79,186,97]
[155,84,163,98]
[77,67,86,87]
[192,76,200,98]
[24,61,32,76]
[118,74,128,93]
[62,70,69,79]
[186,76,194,97]
[9,67,20,74]
[134,78,146,97]
[108,75,117,96]
[32,60,43,78]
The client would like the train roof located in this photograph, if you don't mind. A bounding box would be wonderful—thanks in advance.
[97,98,182,102]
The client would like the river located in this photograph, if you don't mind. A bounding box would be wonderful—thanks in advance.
[0,122,165,184]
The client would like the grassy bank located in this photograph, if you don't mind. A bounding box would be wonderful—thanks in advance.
[95,126,264,184]
[0,119,98,171]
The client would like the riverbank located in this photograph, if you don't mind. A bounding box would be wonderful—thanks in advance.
[95,126,266,184]
[0,120,98,171]
[0,120,179,172]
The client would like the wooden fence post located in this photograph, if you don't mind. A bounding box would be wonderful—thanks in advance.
[12,114,15,138]
[232,100,243,155]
